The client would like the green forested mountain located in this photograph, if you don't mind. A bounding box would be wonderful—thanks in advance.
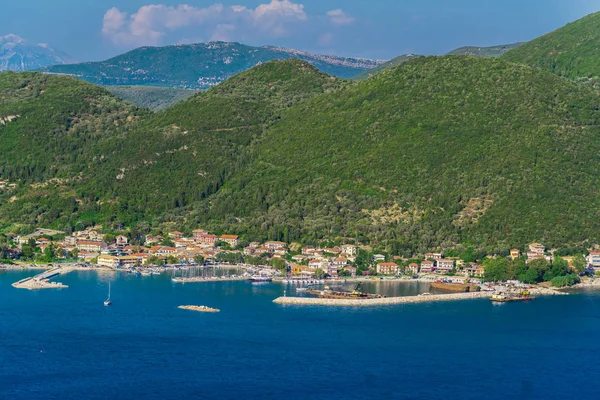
[353,42,521,81]
[0,60,342,229]
[195,57,600,253]
[502,12,600,80]
[447,43,523,58]
[0,72,145,183]
[40,42,383,89]
[106,86,197,111]
[3,54,600,254]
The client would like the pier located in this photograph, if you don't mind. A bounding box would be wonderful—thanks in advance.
[12,266,69,290]
[273,292,493,306]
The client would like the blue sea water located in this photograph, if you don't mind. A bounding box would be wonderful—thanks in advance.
[1,270,600,400]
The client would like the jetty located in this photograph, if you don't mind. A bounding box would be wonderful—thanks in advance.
[273,291,492,306]
[12,266,69,290]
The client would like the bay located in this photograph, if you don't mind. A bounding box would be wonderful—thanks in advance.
[1,270,600,400]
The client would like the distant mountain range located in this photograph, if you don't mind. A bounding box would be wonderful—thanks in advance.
[40,42,385,89]
[353,54,424,80]
[0,34,75,71]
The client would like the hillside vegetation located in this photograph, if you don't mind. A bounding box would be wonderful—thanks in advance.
[0,60,342,229]
[502,12,600,81]
[106,86,197,111]
[447,43,523,58]
[197,57,600,253]
[4,53,600,254]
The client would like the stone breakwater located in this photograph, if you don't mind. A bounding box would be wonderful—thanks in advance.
[273,292,493,307]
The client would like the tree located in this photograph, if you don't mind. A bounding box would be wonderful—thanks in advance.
[519,267,540,284]
[43,243,58,263]
[315,268,326,279]
[166,255,179,265]
[337,269,350,278]
[528,258,551,282]
[483,257,509,282]
[0,237,10,259]
[270,258,286,272]
[573,254,587,274]
[194,255,205,265]
[550,256,569,279]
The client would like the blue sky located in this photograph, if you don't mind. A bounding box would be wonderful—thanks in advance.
[2,0,600,61]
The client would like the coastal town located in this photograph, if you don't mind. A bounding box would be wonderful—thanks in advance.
[2,226,599,290]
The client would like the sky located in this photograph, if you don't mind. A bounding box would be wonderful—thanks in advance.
[2,0,600,62]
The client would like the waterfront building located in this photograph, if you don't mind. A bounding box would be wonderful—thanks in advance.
[407,263,420,275]
[587,251,600,267]
[436,259,454,273]
[377,262,399,275]
[98,255,120,268]
[463,263,485,277]
[420,260,435,273]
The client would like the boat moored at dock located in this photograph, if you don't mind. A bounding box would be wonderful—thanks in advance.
[490,291,536,303]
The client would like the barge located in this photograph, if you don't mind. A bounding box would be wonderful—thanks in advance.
[430,281,481,293]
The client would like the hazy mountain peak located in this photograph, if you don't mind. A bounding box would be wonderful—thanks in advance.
[0,33,75,71]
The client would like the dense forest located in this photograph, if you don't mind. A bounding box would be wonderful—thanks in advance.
[4,12,600,256]
[502,11,600,81]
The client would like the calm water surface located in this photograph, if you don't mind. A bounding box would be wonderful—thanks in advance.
[1,270,600,400]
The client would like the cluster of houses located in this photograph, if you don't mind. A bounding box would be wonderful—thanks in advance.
[374,252,485,278]
[13,226,600,277]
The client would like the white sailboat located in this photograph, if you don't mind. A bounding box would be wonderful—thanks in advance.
[104,282,112,306]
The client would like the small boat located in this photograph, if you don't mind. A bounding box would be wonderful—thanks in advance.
[490,291,536,303]
[249,275,272,283]
[104,282,112,306]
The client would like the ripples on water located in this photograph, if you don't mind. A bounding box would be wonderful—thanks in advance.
[1,270,600,400]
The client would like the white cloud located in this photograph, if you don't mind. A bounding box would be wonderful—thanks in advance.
[101,1,350,48]
[326,9,355,25]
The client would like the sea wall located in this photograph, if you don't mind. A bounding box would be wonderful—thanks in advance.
[273,292,492,307]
